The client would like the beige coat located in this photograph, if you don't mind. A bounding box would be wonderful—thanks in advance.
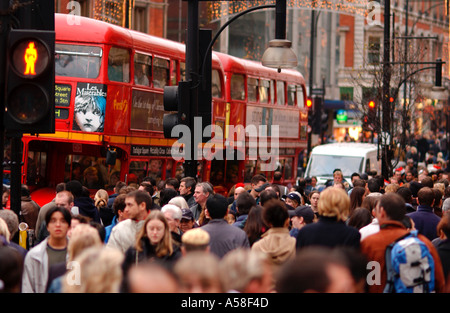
[251,227,296,268]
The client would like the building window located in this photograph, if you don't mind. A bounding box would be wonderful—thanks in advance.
[134,6,147,33]
[367,36,381,65]
[340,87,353,101]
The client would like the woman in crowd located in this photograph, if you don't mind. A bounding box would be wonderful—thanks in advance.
[122,210,181,275]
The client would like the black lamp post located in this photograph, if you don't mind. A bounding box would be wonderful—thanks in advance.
[381,0,392,180]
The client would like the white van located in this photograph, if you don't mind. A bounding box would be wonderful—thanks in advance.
[304,142,380,186]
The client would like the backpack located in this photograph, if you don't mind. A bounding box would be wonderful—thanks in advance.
[384,230,435,293]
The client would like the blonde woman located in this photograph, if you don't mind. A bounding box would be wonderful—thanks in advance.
[62,246,124,293]
[122,210,181,276]
[94,189,114,226]
[295,187,361,249]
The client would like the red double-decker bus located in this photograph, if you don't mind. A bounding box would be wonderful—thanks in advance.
[212,53,308,192]
[3,14,307,205]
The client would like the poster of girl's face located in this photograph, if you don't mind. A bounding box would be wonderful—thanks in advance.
[73,83,107,132]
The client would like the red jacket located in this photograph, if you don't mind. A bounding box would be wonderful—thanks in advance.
[361,220,445,293]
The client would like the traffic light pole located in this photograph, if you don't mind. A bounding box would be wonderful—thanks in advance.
[0,2,10,190]
[184,0,199,179]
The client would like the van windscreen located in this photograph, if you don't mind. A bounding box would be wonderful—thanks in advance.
[306,155,364,177]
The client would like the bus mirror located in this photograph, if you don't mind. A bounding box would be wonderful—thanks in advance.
[106,148,117,166]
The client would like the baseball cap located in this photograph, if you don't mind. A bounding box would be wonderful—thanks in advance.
[286,192,301,204]
[181,208,194,221]
[288,205,315,223]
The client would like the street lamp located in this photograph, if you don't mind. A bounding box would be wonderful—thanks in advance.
[261,39,298,72]
[261,0,298,72]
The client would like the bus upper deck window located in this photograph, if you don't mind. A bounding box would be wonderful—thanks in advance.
[259,80,270,104]
[108,47,130,83]
[153,58,169,88]
[134,53,152,86]
[211,69,222,98]
[277,81,285,105]
[231,74,245,100]
[297,85,305,108]
[55,44,102,79]
[287,85,296,106]
[247,77,258,103]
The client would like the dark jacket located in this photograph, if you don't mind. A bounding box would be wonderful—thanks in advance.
[436,238,450,281]
[107,193,118,210]
[74,197,101,223]
[122,237,181,274]
[407,205,441,241]
[201,219,250,259]
[98,205,114,227]
[183,193,196,208]
[296,216,361,250]
[20,196,40,230]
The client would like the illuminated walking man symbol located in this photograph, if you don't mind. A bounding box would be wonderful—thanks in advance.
[24,42,37,75]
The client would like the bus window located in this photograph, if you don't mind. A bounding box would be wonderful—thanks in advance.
[175,162,184,181]
[170,60,177,85]
[226,160,240,190]
[153,58,169,88]
[259,79,270,104]
[55,44,102,79]
[129,161,148,184]
[297,85,305,108]
[27,151,46,186]
[134,53,151,86]
[255,161,273,182]
[283,157,293,180]
[270,80,275,104]
[287,85,296,106]
[180,62,186,81]
[247,77,258,103]
[277,81,285,105]
[108,47,130,82]
[212,69,222,98]
[148,159,162,184]
[244,160,256,183]
[65,155,119,190]
[231,74,245,100]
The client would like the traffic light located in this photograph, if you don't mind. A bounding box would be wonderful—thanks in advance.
[436,58,443,87]
[5,29,55,134]
[306,98,313,111]
[368,99,376,124]
[163,81,191,138]
[362,114,370,131]
[312,97,323,135]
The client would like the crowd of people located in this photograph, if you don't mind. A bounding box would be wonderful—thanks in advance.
[1,159,450,293]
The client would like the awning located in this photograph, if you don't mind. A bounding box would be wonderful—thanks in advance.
[324,100,357,110]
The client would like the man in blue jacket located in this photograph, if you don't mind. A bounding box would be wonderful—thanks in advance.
[407,186,441,241]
